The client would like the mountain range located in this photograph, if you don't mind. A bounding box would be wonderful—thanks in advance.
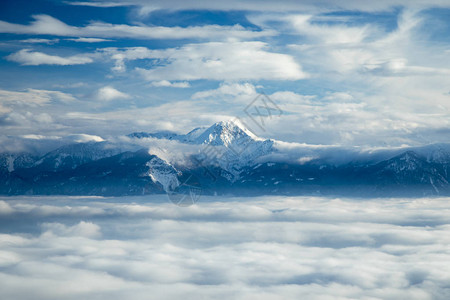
[1,120,450,197]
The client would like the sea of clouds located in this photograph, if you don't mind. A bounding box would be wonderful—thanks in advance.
[0,195,449,300]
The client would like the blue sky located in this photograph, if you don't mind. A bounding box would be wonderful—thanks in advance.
[0,0,450,150]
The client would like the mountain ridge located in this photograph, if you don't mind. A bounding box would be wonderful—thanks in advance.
[2,121,450,197]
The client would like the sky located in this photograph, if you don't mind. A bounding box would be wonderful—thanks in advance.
[0,0,450,149]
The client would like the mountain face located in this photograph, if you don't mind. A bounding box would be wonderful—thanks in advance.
[364,151,449,195]
[32,141,132,172]
[1,121,450,197]
[0,153,36,173]
[145,156,180,192]
[5,149,177,196]
[189,121,274,179]
[127,131,180,140]
[129,121,274,180]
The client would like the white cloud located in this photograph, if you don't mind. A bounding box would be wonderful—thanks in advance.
[6,49,93,66]
[66,37,113,42]
[0,201,14,215]
[11,133,103,145]
[192,82,257,99]
[63,99,229,137]
[41,221,102,238]
[288,9,450,80]
[150,80,191,88]
[248,89,450,146]
[249,13,372,45]
[1,196,450,299]
[322,91,355,102]
[0,14,275,40]
[0,104,11,114]
[102,43,306,80]
[0,112,55,129]
[100,47,152,72]
[65,1,130,7]
[19,134,59,140]
[32,112,53,124]
[20,38,59,44]
[48,83,448,147]
[67,133,105,143]
[0,15,75,36]
[131,42,307,81]
[246,9,450,85]
[66,0,450,13]
[0,88,75,106]
[221,9,450,146]
[123,136,202,166]
[97,86,131,101]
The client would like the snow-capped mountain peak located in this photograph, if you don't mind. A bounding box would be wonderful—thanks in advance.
[127,120,261,147]
[126,121,274,179]
[193,120,258,146]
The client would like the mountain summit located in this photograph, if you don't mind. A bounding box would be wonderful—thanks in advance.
[193,120,259,146]
[128,120,259,147]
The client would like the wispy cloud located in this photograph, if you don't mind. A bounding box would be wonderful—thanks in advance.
[150,80,191,88]
[19,38,60,44]
[65,1,130,7]
[66,0,450,13]
[6,49,93,66]
[0,14,275,40]
[0,88,76,105]
[130,42,307,81]
[66,37,113,43]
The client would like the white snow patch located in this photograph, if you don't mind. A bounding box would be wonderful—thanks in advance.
[146,157,180,192]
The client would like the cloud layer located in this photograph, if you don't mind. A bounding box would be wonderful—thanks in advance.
[106,43,307,81]
[68,0,450,13]
[0,14,274,40]
[0,195,450,299]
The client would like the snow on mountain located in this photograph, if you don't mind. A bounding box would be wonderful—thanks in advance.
[128,120,275,179]
[191,120,259,146]
[128,120,261,147]
[146,156,180,192]
[181,126,208,143]
[189,121,274,179]
[127,121,261,147]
